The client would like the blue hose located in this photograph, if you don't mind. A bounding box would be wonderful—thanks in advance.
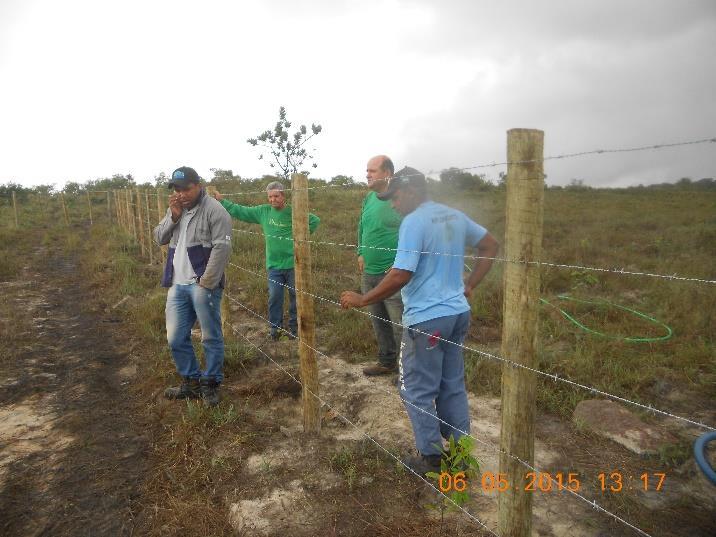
[693,431,716,485]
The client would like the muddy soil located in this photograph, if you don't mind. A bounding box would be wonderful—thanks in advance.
[0,238,148,536]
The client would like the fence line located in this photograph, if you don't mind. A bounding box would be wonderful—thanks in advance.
[227,260,715,432]
[200,136,716,196]
[225,292,653,537]
[222,293,498,536]
[6,176,703,536]
[230,226,716,285]
[10,135,712,203]
[451,136,716,173]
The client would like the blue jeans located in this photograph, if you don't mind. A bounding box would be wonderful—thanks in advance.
[398,311,471,456]
[267,268,297,336]
[165,283,224,383]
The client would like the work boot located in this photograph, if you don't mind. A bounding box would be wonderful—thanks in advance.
[200,377,221,407]
[164,377,201,400]
[363,362,397,376]
[401,453,442,476]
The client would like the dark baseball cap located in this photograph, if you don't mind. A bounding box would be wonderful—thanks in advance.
[168,166,201,188]
[376,166,427,200]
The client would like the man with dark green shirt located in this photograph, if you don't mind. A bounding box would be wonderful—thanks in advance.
[357,155,403,376]
[212,182,319,340]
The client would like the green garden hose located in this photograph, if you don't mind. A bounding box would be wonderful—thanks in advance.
[539,294,673,343]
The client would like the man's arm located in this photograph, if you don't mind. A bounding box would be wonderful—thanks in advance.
[199,206,233,289]
[154,193,184,245]
[356,197,366,272]
[464,232,499,297]
[153,208,179,245]
[340,268,412,309]
[219,198,263,224]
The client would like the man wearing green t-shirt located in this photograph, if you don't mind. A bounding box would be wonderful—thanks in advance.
[211,182,320,340]
[357,155,404,376]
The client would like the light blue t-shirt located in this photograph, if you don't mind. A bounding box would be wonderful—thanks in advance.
[393,201,488,326]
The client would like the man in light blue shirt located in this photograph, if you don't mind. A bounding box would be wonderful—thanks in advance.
[340,166,499,475]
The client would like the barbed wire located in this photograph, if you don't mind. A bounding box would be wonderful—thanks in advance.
[455,137,716,172]
[227,261,715,432]
[222,294,499,536]
[203,136,716,196]
[231,227,716,285]
[34,134,716,200]
[224,292,653,537]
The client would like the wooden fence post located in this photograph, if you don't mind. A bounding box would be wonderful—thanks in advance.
[61,193,70,226]
[498,128,544,537]
[291,173,320,434]
[12,191,19,228]
[135,188,147,257]
[144,190,154,264]
[124,190,129,234]
[156,188,168,263]
[117,190,124,230]
[107,191,111,221]
[126,189,136,240]
[86,191,93,225]
[123,190,129,232]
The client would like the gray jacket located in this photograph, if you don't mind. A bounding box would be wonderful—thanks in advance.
[153,189,232,289]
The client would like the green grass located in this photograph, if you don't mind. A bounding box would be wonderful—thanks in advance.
[3,185,715,418]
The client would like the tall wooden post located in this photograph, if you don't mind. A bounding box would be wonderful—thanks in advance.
[156,188,168,263]
[86,191,93,225]
[124,190,130,234]
[61,193,70,226]
[128,189,137,239]
[144,190,154,264]
[12,191,19,228]
[116,190,124,230]
[106,191,111,221]
[291,173,320,434]
[135,188,147,257]
[498,128,544,537]
[123,190,129,232]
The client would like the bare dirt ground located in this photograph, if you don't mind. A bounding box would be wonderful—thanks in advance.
[0,238,148,536]
[1,226,714,537]
[223,314,716,537]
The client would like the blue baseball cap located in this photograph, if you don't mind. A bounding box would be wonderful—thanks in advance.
[168,166,201,188]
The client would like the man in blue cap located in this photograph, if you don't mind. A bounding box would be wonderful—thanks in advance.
[340,166,499,475]
[153,166,233,406]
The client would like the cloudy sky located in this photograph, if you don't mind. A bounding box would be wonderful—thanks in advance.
[1,0,715,188]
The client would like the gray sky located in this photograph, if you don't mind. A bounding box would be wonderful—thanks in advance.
[1,0,715,188]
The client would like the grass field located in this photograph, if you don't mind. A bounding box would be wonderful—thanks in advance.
[1,182,714,536]
[2,184,714,417]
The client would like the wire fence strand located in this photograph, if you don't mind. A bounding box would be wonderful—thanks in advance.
[227,261,715,432]
[222,295,499,536]
[225,292,653,537]
[231,227,716,285]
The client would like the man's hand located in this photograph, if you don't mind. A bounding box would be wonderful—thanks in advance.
[340,291,364,310]
[464,283,475,298]
[169,194,183,222]
[207,186,223,201]
[357,255,365,273]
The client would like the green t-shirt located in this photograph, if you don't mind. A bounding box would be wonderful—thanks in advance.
[357,191,402,274]
[220,199,320,269]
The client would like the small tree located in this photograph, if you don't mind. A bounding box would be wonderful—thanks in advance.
[154,172,169,188]
[247,106,322,179]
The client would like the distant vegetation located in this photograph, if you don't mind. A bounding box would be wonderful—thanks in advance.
[2,173,714,205]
